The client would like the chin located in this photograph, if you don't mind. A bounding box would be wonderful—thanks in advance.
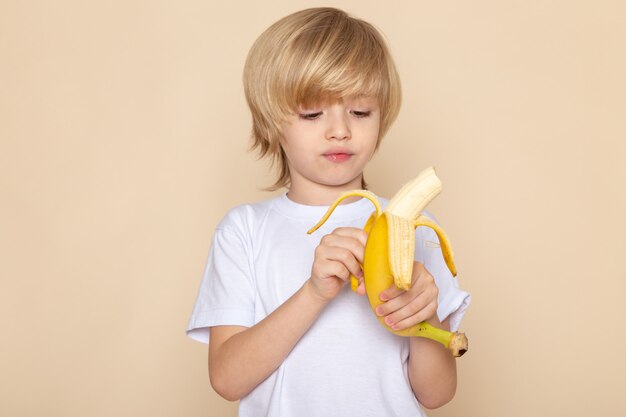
[320,176,363,189]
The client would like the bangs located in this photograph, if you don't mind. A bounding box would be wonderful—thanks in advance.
[276,18,392,114]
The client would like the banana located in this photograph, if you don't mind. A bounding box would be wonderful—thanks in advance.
[307,167,468,357]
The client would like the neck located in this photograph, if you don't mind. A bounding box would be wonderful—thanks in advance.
[286,176,365,206]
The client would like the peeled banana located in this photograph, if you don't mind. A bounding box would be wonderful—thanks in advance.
[307,167,468,357]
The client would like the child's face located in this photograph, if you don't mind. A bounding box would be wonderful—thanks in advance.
[280,95,380,193]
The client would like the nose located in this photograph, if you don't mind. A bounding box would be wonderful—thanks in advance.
[325,110,351,141]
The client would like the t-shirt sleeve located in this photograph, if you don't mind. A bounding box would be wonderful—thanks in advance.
[186,224,256,344]
[414,211,471,332]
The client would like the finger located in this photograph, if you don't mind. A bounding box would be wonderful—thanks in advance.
[314,244,351,280]
[323,260,351,282]
[332,249,363,280]
[355,277,366,296]
[376,288,415,317]
[332,227,368,248]
[411,267,436,298]
[385,299,438,331]
[376,276,438,317]
[320,233,366,264]
[314,245,363,279]
[378,261,427,302]
[378,282,405,302]
[413,261,426,277]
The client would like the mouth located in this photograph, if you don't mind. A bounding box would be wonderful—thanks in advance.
[323,152,353,163]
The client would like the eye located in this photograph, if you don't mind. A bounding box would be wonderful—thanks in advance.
[299,112,323,120]
[352,110,371,118]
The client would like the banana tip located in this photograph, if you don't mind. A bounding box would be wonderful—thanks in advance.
[449,332,468,358]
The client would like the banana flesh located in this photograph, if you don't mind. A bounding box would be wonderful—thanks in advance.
[307,167,468,357]
[385,213,415,291]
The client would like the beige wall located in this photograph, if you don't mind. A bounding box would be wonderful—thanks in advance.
[1,0,625,416]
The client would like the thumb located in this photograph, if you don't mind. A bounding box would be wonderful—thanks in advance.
[356,278,366,296]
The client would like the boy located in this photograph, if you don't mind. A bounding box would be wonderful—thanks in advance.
[187,7,470,416]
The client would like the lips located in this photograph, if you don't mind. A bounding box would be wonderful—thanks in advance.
[323,152,352,162]
[323,149,353,163]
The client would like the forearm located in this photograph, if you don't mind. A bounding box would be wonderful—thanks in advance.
[209,279,328,400]
[407,317,457,409]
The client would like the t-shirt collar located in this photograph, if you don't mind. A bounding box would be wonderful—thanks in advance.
[272,192,378,222]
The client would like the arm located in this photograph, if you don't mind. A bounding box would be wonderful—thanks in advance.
[407,316,457,409]
[208,227,367,401]
[209,280,328,401]
[376,261,458,408]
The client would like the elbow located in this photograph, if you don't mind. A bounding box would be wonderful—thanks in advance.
[209,369,245,402]
[411,374,457,410]
[418,387,456,410]
[420,397,451,410]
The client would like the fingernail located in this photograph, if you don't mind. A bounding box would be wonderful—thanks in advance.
[391,324,400,330]
[357,269,364,278]
[384,317,393,326]
[376,306,384,316]
[379,294,387,301]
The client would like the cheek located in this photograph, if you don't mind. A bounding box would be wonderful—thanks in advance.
[366,123,381,149]
[366,134,381,157]
[280,141,308,166]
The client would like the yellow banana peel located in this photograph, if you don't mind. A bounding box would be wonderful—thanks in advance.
[308,167,468,357]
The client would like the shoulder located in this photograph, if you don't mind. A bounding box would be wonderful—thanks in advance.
[215,194,281,234]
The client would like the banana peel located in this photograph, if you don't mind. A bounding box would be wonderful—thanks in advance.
[308,167,468,357]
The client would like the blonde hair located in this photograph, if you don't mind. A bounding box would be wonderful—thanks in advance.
[243,7,402,190]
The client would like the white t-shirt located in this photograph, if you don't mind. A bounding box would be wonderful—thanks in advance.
[187,193,471,417]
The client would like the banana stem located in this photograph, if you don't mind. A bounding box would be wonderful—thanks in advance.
[411,322,468,357]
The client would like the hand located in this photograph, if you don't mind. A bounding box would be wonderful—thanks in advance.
[375,262,439,331]
[308,227,368,302]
